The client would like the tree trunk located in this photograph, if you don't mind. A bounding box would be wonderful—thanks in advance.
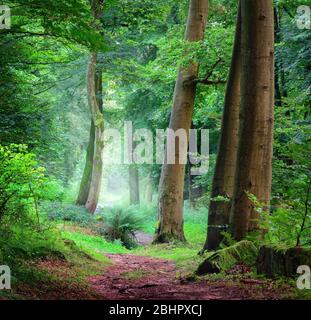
[129,165,140,205]
[76,121,95,206]
[203,1,242,251]
[154,0,209,243]
[85,53,104,214]
[145,173,153,202]
[230,0,274,240]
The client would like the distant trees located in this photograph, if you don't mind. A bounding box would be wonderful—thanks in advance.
[145,173,154,203]
[129,165,140,205]
[154,0,209,243]
[0,0,104,188]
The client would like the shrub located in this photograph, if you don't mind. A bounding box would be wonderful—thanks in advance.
[0,144,46,223]
[102,206,146,249]
[43,201,96,226]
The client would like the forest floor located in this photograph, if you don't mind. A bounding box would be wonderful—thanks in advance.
[3,225,303,300]
[89,253,294,300]
[11,252,295,300]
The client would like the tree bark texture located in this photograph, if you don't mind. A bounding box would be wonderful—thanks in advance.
[154,0,209,243]
[230,0,274,240]
[203,1,241,251]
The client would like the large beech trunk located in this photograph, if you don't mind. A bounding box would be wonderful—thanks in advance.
[203,2,241,251]
[154,0,208,243]
[85,53,104,214]
[230,0,274,240]
[129,165,140,205]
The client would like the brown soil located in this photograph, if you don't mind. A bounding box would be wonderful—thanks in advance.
[89,254,294,300]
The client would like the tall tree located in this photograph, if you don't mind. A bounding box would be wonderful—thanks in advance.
[230,0,274,240]
[85,53,104,213]
[85,0,105,213]
[154,0,209,243]
[202,1,241,251]
[76,66,104,206]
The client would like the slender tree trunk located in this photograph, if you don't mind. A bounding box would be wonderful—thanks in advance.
[76,121,95,205]
[145,173,153,202]
[85,53,104,213]
[154,0,209,243]
[202,1,242,251]
[129,165,140,205]
[84,0,104,214]
[230,0,274,240]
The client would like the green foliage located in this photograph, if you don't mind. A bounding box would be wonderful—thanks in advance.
[246,189,310,247]
[197,241,258,274]
[44,201,96,226]
[0,144,107,292]
[219,231,237,249]
[0,144,45,221]
[0,0,310,296]
[101,206,146,249]
[62,230,128,256]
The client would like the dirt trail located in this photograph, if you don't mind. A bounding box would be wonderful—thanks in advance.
[89,254,292,300]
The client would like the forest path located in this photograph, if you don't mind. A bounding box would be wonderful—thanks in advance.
[89,254,222,300]
[89,254,290,300]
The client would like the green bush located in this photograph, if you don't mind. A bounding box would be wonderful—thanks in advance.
[101,206,146,249]
[43,201,96,225]
[0,144,74,287]
[0,144,46,223]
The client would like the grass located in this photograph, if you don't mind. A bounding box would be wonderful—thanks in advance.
[0,223,112,299]
[61,229,129,258]
[54,204,208,272]
[56,203,208,271]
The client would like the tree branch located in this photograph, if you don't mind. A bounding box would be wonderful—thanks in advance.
[183,58,226,87]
